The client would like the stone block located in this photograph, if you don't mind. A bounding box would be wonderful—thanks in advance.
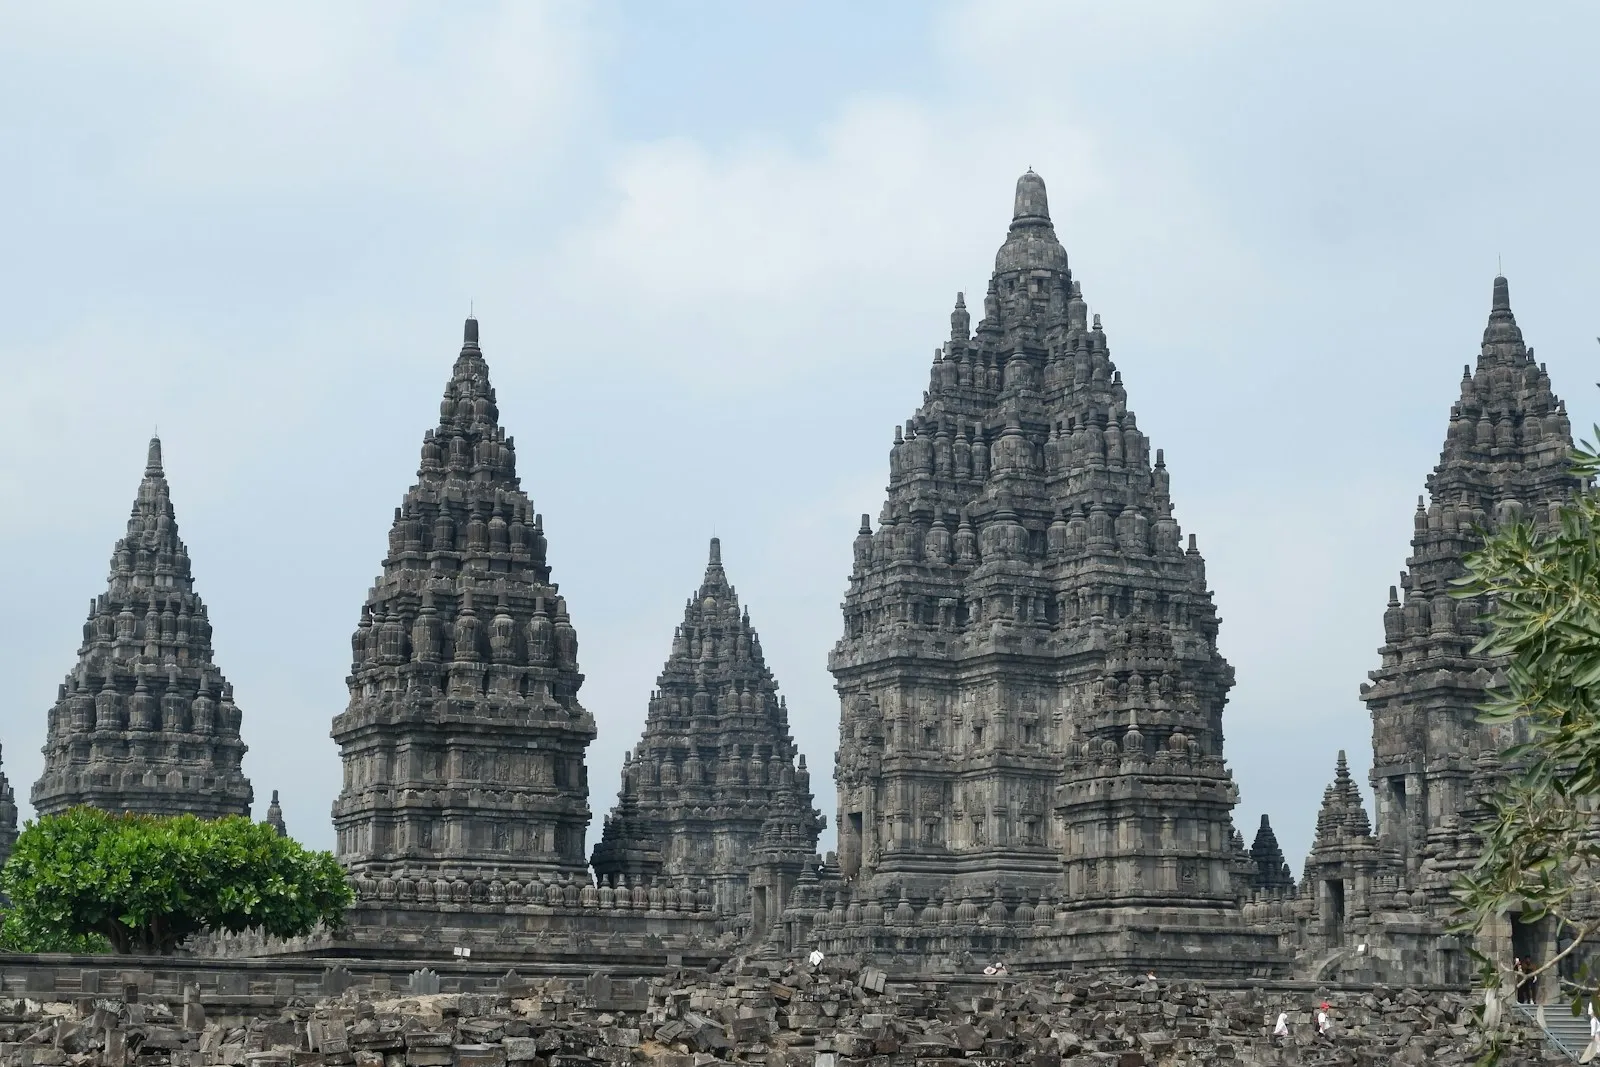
[310,1019,351,1055]
[501,1038,539,1062]
[453,1044,507,1067]
[458,1020,505,1045]
[321,967,355,997]
[952,1025,985,1053]
[182,985,206,1032]
[141,1026,188,1051]
[403,1048,454,1067]
[260,1020,300,1049]
[351,1029,406,1052]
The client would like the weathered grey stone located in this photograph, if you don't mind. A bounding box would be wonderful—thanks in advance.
[1245,275,1585,988]
[501,1037,539,1062]
[0,743,16,870]
[811,171,1281,976]
[31,436,253,820]
[329,317,599,940]
[320,967,353,997]
[592,538,824,932]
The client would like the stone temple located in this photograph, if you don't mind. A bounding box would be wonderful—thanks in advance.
[32,437,253,820]
[317,318,722,961]
[0,745,16,870]
[1238,272,1584,985]
[1366,274,1576,887]
[591,537,825,922]
[811,170,1279,975]
[8,173,1589,993]
[330,316,596,886]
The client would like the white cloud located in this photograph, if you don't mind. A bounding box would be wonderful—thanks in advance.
[0,2,594,196]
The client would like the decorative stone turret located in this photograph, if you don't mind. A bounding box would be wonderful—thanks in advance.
[264,789,287,837]
[330,318,597,884]
[826,171,1279,975]
[32,437,253,819]
[593,538,824,919]
[1248,814,1295,893]
[1363,275,1578,883]
[0,744,17,871]
[1286,752,1399,968]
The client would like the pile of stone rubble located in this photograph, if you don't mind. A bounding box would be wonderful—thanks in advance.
[0,957,1567,1066]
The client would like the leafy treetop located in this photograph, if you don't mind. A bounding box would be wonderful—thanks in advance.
[0,808,351,955]
[1453,437,1600,1061]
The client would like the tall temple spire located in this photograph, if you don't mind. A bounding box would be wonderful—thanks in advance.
[827,171,1273,975]
[1248,814,1294,893]
[1012,168,1050,225]
[1312,752,1372,847]
[594,537,823,917]
[331,317,596,881]
[993,170,1069,282]
[1478,275,1516,355]
[1363,274,1578,882]
[264,788,287,837]
[0,744,17,871]
[33,438,253,819]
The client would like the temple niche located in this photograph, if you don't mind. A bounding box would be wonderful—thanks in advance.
[32,437,253,821]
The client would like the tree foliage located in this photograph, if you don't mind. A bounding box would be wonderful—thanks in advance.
[0,909,111,954]
[1453,437,1600,1059]
[0,808,352,955]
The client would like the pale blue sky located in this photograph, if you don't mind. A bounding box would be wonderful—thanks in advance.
[1,1,1596,870]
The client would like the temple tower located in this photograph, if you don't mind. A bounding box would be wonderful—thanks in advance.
[264,789,287,837]
[592,538,824,918]
[32,438,253,819]
[830,172,1271,973]
[1362,276,1578,880]
[1248,814,1295,893]
[0,745,17,870]
[330,317,597,882]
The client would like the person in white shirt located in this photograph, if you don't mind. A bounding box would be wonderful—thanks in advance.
[1317,1005,1331,1037]
[1273,1011,1289,1039]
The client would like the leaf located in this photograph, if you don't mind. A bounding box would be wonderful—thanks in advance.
[1,810,349,953]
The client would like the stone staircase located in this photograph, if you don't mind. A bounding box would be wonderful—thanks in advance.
[1513,1002,1593,1061]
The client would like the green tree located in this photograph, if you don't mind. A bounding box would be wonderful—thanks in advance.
[0,909,111,953]
[1454,437,1600,1060]
[0,808,352,955]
